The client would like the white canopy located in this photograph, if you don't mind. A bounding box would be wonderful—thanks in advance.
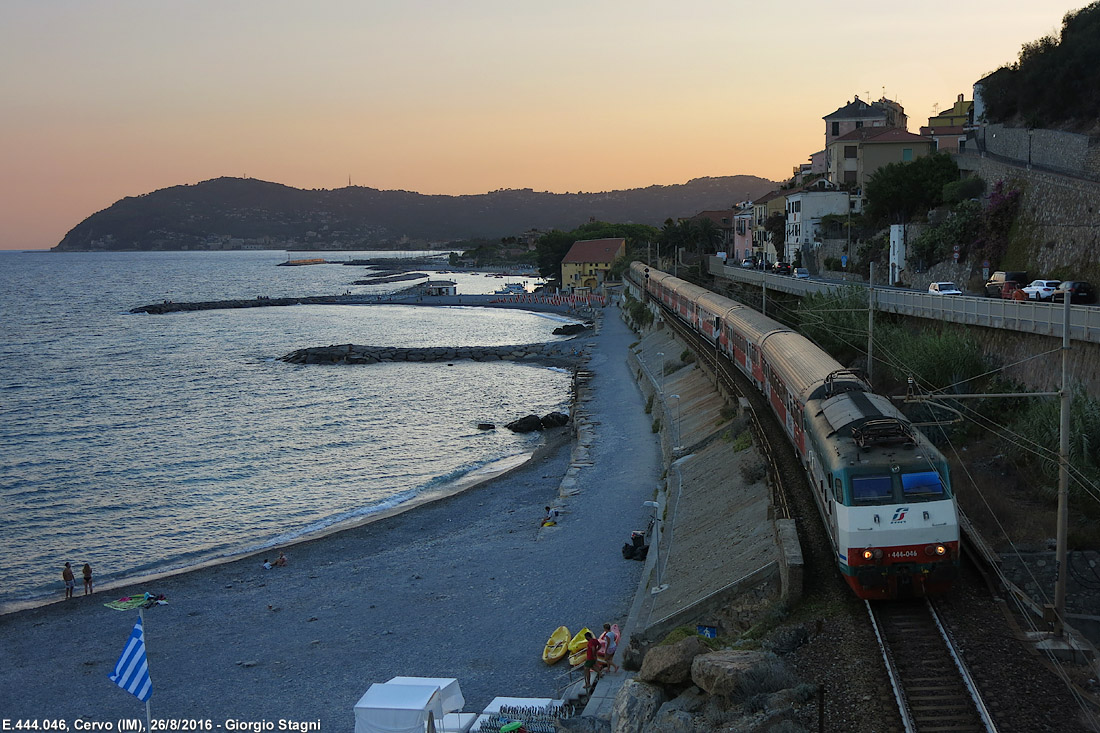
[354,683,444,733]
[386,677,464,714]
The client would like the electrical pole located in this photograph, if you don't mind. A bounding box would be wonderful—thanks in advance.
[1055,295,1071,637]
[867,262,875,386]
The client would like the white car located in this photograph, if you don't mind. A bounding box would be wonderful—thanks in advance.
[928,282,962,295]
[1022,279,1061,300]
[793,268,810,279]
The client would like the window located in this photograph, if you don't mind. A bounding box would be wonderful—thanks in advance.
[844,170,857,184]
[901,471,946,498]
[851,475,893,502]
[844,145,857,159]
[902,148,913,162]
[855,121,863,129]
[831,121,839,136]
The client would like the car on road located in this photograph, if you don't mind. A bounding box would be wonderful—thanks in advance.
[1000,281,1026,300]
[985,270,1029,298]
[928,282,962,295]
[793,268,810,279]
[1052,281,1096,304]
[1021,279,1061,300]
[740,259,755,269]
[772,262,792,276]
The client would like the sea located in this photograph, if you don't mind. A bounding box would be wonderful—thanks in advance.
[0,250,576,613]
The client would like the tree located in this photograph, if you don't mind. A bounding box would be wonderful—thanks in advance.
[764,213,785,259]
[863,153,959,226]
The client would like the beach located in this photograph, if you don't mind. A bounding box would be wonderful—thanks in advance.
[0,304,661,728]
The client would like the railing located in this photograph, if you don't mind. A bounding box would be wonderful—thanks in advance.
[707,257,1100,345]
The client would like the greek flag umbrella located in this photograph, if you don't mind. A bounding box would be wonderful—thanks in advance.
[109,615,152,702]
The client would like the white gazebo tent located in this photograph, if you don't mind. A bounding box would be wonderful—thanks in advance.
[386,678,464,716]
[354,683,444,733]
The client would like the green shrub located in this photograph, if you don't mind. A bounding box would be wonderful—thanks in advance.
[651,418,662,433]
[645,394,654,414]
[731,431,752,452]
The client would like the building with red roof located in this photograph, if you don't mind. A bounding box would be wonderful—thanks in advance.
[561,237,626,292]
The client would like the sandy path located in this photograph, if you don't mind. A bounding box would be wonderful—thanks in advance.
[0,305,661,728]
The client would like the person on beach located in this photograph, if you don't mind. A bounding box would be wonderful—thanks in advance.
[541,506,558,527]
[583,631,601,691]
[273,552,287,567]
[261,559,272,570]
[81,563,93,595]
[598,623,619,673]
[62,563,75,599]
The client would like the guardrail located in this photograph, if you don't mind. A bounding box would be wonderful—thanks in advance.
[708,257,1100,345]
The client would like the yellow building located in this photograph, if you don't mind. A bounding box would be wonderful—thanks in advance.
[561,238,626,291]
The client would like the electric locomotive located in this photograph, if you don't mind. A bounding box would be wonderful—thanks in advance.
[629,262,959,599]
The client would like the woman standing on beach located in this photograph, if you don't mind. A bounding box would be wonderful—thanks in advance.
[81,564,93,595]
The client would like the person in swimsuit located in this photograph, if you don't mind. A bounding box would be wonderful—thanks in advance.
[62,563,75,600]
[82,563,93,595]
[598,623,619,673]
[583,632,601,691]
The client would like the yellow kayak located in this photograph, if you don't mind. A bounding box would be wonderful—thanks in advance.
[542,626,570,665]
[568,627,591,653]
[568,646,588,667]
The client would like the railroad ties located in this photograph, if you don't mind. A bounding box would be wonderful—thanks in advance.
[867,599,995,732]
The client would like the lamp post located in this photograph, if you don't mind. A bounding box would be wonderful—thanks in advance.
[669,394,681,452]
[642,501,667,593]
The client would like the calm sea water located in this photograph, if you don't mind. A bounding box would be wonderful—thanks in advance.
[0,250,573,611]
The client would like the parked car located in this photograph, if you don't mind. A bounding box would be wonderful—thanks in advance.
[793,268,810,279]
[928,282,962,295]
[985,270,1029,298]
[1021,279,1061,300]
[1052,280,1096,304]
[772,262,792,276]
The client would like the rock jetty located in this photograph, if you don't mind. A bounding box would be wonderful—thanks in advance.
[280,342,584,366]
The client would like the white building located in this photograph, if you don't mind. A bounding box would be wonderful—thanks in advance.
[783,180,859,263]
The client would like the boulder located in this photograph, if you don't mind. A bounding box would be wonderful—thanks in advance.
[690,650,769,698]
[553,323,588,335]
[640,708,693,733]
[611,679,667,733]
[540,411,570,428]
[477,423,495,430]
[637,636,711,685]
[554,717,610,732]
[505,415,543,433]
[621,636,648,671]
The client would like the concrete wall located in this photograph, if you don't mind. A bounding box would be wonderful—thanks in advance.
[959,154,1100,278]
[980,124,1099,177]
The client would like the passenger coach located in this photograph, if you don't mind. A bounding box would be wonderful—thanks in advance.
[629,262,960,598]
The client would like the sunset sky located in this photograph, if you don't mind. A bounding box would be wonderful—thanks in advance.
[0,1,1087,250]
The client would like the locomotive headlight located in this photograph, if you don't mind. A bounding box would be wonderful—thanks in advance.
[861,549,884,561]
[862,549,873,560]
[925,544,948,556]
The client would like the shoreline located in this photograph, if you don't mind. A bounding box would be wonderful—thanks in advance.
[0,433,569,618]
[2,304,663,723]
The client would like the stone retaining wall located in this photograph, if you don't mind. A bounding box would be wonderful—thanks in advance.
[281,341,585,365]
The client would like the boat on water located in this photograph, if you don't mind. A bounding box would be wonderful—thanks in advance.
[494,282,526,295]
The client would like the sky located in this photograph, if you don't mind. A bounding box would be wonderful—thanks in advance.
[0,1,1088,250]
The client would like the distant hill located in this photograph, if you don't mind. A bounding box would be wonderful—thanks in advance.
[52,175,776,251]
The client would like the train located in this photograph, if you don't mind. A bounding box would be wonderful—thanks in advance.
[629,262,959,599]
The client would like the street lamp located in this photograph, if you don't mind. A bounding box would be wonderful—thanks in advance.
[669,394,682,452]
[642,501,667,593]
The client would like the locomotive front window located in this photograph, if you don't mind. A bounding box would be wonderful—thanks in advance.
[851,475,893,502]
[902,471,945,498]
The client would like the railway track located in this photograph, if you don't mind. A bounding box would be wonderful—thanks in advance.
[868,599,996,732]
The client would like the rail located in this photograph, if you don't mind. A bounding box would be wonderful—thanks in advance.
[866,599,996,732]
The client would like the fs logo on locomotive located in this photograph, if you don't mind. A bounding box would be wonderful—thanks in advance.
[891,507,909,523]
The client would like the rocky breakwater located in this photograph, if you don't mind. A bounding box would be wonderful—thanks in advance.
[280,341,584,367]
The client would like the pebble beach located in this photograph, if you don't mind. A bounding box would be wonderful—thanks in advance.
[0,305,661,729]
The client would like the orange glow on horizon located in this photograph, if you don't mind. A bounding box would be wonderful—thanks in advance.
[0,1,1085,249]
